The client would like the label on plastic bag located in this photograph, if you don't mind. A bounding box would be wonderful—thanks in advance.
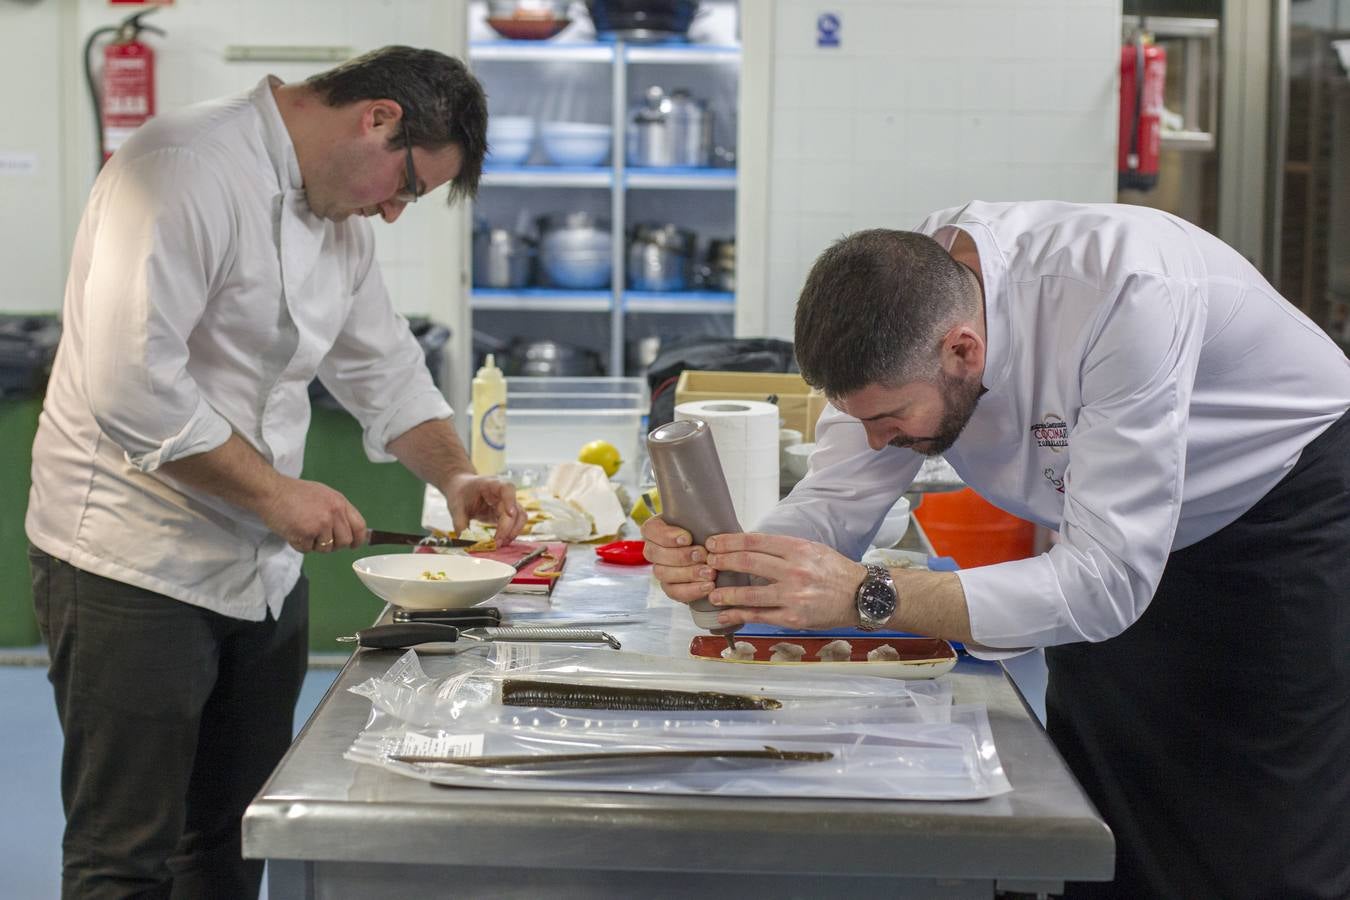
[399,731,483,759]
[492,643,542,672]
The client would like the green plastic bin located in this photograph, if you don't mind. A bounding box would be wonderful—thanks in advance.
[299,405,429,650]
[0,314,62,647]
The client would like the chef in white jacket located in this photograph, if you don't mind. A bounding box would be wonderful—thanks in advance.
[643,201,1350,899]
[26,47,524,899]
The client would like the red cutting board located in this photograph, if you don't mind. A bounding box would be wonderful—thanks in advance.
[413,541,567,586]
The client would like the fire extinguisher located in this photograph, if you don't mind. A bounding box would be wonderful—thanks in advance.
[1117,29,1166,192]
[84,9,166,169]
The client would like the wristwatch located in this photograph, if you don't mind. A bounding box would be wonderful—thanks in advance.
[854,564,897,631]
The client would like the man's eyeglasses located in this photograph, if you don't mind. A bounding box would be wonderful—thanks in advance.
[394,142,423,204]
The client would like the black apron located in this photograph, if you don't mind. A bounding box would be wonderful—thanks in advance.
[1048,411,1350,900]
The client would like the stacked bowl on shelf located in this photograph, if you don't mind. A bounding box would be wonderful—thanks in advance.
[486,116,613,168]
[485,116,536,166]
[539,122,612,166]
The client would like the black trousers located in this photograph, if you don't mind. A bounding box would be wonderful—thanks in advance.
[31,548,308,900]
[1048,412,1350,900]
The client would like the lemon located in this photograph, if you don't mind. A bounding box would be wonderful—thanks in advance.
[629,488,661,525]
[578,439,623,477]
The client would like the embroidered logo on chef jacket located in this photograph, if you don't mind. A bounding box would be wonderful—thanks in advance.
[1030,414,1068,452]
[1043,467,1065,494]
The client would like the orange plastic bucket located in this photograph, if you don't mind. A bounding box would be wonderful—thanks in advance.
[912,487,1036,569]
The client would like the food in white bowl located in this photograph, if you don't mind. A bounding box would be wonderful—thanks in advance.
[352,553,515,610]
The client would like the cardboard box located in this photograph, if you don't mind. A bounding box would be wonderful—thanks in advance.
[675,370,827,441]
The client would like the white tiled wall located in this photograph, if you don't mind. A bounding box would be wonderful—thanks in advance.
[749,0,1120,339]
[0,1,64,314]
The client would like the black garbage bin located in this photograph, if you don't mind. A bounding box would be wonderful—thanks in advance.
[308,316,452,408]
[0,314,62,646]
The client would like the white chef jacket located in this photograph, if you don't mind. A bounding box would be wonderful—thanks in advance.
[759,201,1350,651]
[26,77,453,621]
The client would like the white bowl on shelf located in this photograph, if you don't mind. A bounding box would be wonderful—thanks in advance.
[487,140,533,166]
[352,553,516,610]
[487,116,536,166]
[539,122,612,167]
[489,115,536,138]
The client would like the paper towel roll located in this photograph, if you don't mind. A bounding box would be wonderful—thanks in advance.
[674,400,781,527]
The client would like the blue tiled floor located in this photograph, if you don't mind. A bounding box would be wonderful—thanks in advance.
[0,659,340,899]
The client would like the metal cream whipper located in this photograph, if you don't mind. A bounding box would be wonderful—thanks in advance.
[646,418,747,639]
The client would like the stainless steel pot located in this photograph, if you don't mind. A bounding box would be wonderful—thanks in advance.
[701,237,734,292]
[538,212,612,289]
[627,86,712,168]
[627,223,695,291]
[628,86,675,167]
[667,89,712,167]
[505,338,604,377]
[626,335,662,373]
[473,227,536,289]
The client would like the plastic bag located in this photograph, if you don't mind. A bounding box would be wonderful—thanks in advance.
[344,703,1011,801]
[349,649,952,729]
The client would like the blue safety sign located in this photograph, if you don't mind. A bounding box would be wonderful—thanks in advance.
[817,12,840,48]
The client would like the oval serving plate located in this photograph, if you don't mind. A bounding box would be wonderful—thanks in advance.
[688,635,958,680]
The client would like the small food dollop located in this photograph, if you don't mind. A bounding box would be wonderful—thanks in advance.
[720,641,757,661]
[769,642,807,662]
[866,644,902,662]
[817,639,854,662]
[420,570,448,581]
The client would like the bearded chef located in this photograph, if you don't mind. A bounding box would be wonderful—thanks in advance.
[643,201,1350,899]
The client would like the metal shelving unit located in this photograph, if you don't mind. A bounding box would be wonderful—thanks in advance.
[469,288,611,313]
[468,32,741,375]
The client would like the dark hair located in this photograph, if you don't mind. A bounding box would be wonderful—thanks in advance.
[307,45,488,204]
[794,229,979,398]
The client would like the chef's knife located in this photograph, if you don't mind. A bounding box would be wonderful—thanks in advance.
[365,529,478,549]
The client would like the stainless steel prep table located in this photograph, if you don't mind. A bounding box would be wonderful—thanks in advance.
[244,548,1113,898]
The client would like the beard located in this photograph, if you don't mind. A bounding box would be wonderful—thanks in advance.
[888,370,984,456]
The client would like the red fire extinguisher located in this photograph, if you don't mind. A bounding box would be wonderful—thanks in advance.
[1117,30,1166,192]
[84,9,166,168]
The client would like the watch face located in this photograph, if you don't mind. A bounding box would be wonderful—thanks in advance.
[857,566,896,625]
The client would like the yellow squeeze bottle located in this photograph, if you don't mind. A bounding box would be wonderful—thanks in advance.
[470,354,506,475]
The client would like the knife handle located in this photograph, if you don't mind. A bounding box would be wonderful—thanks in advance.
[365,529,420,546]
[349,623,461,649]
[393,607,503,627]
[513,545,548,571]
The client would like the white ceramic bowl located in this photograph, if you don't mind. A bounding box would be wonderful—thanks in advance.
[352,553,516,610]
[486,138,533,167]
[488,115,537,139]
[870,496,912,549]
[783,442,815,482]
[540,122,612,167]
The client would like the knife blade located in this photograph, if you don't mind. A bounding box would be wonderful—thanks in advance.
[365,529,478,549]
